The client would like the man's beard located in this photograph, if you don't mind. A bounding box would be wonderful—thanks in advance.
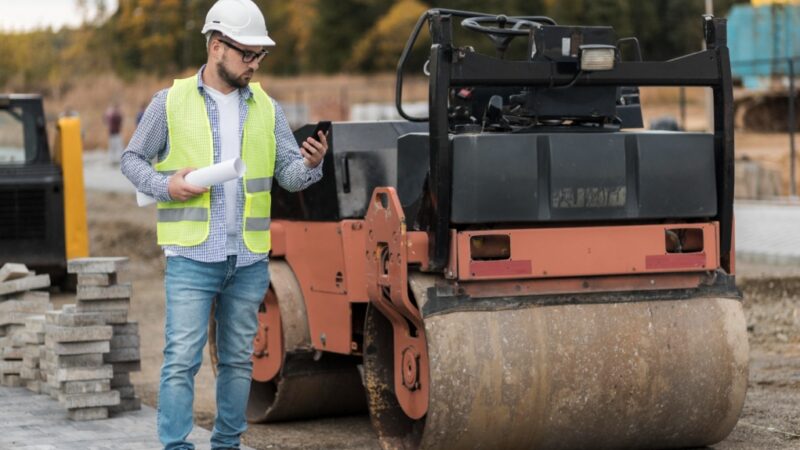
[217,61,253,89]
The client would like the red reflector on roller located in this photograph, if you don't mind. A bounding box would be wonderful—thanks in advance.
[646,253,706,270]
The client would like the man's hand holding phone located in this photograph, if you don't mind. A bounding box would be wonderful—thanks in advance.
[301,121,330,168]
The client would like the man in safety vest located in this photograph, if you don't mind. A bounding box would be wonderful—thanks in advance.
[120,0,327,448]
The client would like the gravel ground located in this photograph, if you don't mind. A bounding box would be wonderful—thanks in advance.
[83,191,800,450]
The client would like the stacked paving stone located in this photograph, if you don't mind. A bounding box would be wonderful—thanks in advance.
[107,321,142,413]
[20,314,46,393]
[0,263,52,387]
[43,307,118,420]
[68,257,141,414]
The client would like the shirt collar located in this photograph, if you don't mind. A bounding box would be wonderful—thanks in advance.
[197,65,253,100]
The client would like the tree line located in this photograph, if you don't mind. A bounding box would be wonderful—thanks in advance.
[0,0,746,91]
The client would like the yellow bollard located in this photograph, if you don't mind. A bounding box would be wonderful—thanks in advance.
[54,117,89,260]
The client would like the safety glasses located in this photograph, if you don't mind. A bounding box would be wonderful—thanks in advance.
[218,39,268,64]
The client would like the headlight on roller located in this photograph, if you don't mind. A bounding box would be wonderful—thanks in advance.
[579,45,616,71]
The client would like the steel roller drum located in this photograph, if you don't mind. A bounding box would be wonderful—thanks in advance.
[366,275,749,450]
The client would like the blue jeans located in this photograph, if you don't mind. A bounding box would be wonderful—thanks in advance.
[158,255,269,450]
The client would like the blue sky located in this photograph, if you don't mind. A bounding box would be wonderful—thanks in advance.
[0,0,119,32]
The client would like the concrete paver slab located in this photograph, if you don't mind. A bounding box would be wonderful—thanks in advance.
[0,386,254,450]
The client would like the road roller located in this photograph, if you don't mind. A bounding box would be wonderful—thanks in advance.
[209,9,748,449]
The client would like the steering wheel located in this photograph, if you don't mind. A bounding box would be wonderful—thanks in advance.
[461,16,545,55]
[462,15,543,35]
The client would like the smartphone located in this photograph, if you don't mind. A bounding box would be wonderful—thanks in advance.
[311,121,331,142]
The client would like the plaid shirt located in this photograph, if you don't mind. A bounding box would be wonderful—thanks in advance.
[121,66,322,267]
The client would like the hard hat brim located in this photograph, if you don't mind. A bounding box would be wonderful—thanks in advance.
[234,34,276,47]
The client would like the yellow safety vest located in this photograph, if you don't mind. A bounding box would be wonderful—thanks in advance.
[155,75,276,253]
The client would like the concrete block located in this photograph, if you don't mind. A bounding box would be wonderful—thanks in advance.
[47,340,110,356]
[19,330,45,345]
[0,263,29,282]
[45,325,112,343]
[0,324,24,337]
[75,298,130,313]
[68,406,109,421]
[46,353,104,368]
[0,359,22,374]
[77,272,117,286]
[48,351,104,366]
[112,322,139,335]
[115,385,136,398]
[111,372,130,387]
[39,359,53,373]
[104,310,131,324]
[20,365,39,380]
[0,296,51,313]
[93,310,129,325]
[46,309,127,326]
[67,257,128,275]
[104,348,139,363]
[97,310,129,325]
[9,290,51,302]
[54,364,113,382]
[63,379,110,394]
[110,334,140,349]
[47,309,98,326]
[3,346,23,359]
[40,357,59,371]
[25,379,41,393]
[0,311,35,327]
[23,343,40,356]
[0,274,50,296]
[6,323,25,333]
[22,357,39,369]
[77,283,132,301]
[23,315,46,332]
[60,389,120,409]
[111,360,141,373]
[2,374,22,387]
[10,331,26,347]
[108,396,141,414]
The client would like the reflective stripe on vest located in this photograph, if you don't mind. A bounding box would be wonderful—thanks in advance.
[155,74,276,253]
[246,177,273,193]
[158,208,209,222]
[245,217,271,231]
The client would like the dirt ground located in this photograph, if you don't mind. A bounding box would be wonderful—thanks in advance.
[76,187,800,450]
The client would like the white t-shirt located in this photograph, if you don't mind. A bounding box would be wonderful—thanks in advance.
[203,84,240,255]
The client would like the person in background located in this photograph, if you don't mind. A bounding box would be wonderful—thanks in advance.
[104,103,123,165]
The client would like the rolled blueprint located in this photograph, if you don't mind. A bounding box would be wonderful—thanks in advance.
[136,158,247,207]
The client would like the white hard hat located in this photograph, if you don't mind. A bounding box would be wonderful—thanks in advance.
[201,0,276,47]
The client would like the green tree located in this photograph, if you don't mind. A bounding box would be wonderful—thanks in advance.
[0,0,755,90]
[427,0,546,15]
[346,0,430,72]
[253,0,317,75]
[103,0,212,76]
[308,0,395,73]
